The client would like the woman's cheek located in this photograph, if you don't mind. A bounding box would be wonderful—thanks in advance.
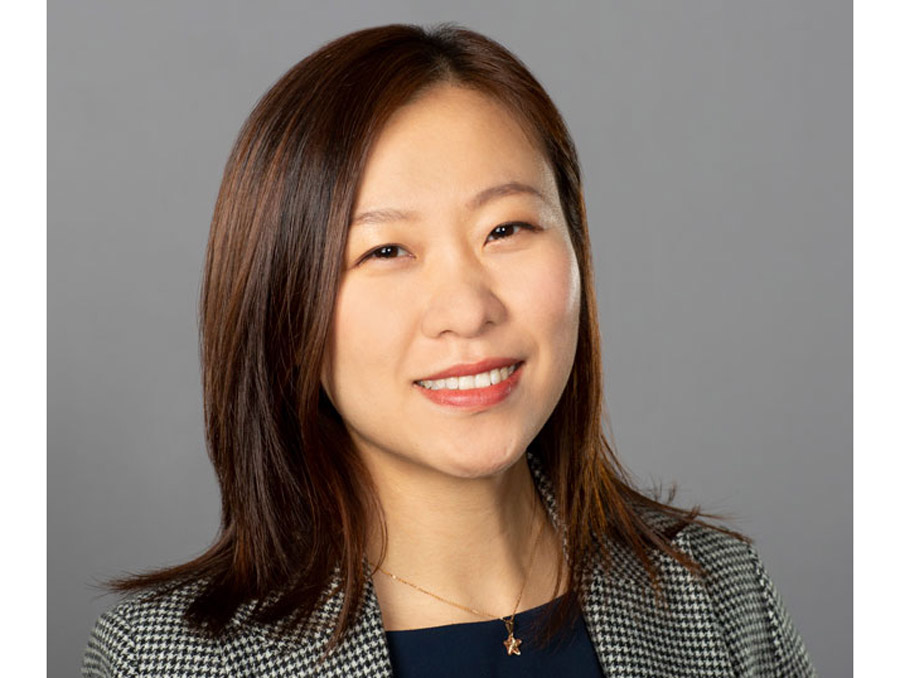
[520,241,580,326]
[334,278,414,374]
[533,246,581,374]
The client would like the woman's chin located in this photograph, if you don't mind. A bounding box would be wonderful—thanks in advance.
[432,447,526,480]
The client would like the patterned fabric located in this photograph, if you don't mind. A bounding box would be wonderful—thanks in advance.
[83,460,816,677]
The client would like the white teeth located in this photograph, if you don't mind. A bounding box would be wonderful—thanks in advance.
[417,363,519,391]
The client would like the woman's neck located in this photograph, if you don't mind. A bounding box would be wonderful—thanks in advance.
[364,454,564,630]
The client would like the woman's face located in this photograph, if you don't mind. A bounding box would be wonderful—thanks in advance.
[321,85,581,480]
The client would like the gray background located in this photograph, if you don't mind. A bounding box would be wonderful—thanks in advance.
[49,1,850,676]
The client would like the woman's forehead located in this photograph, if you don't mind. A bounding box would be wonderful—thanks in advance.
[353,85,556,217]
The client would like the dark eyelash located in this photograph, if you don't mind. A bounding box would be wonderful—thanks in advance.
[487,221,537,241]
[361,244,408,262]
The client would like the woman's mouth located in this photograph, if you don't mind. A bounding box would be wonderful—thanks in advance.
[413,361,524,410]
[414,362,521,391]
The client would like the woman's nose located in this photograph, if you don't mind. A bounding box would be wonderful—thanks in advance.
[419,252,507,339]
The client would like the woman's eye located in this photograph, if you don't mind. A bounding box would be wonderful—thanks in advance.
[486,222,536,241]
[362,244,410,262]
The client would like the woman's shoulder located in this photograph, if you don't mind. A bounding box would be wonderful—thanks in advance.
[651,512,816,676]
[632,504,762,576]
[635,508,783,615]
[82,580,230,678]
[675,517,760,574]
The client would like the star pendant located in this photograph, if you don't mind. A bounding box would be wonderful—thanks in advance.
[504,633,522,656]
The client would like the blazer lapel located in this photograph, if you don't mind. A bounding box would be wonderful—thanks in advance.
[222,575,393,678]
[526,453,734,677]
[582,531,735,678]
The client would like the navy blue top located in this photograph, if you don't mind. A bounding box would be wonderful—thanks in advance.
[385,597,605,677]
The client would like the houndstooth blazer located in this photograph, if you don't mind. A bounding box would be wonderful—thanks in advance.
[82,462,816,677]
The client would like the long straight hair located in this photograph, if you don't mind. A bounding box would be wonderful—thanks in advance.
[110,23,746,647]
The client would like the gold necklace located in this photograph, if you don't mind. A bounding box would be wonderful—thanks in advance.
[376,503,545,657]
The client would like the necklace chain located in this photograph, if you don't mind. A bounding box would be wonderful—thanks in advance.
[374,495,545,656]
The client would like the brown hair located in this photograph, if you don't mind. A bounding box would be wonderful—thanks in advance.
[110,23,746,647]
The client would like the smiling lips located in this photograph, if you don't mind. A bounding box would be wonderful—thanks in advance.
[414,358,524,409]
[416,357,522,382]
[416,363,520,391]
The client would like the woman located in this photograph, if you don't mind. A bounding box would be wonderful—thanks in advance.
[82,24,815,677]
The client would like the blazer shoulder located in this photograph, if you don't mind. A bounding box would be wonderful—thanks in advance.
[82,581,226,678]
[674,521,817,677]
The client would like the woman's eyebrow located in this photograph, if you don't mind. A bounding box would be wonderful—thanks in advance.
[351,207,416,228]
[350,181,547,228]
[467,181,547,210]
